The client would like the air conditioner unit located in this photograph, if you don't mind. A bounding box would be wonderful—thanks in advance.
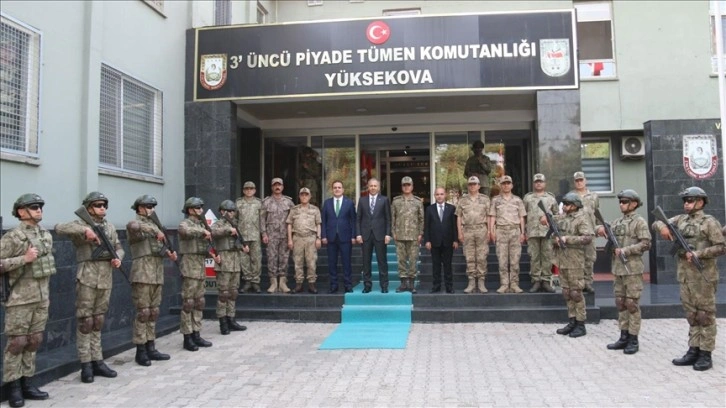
[621,136,645,158]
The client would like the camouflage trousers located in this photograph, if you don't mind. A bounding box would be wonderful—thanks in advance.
[681,278,718,352]
[266,238,291,278]
[216,271,240,318]
[241,240,262,284]
[395,240,419,279]
[180,277,205,334]
[462,225,489,278]
[584,241,596,285]
[495,227,521,287]
[2,300,48,382]
[560,268,586,321]
[293,235,318,283]
[131,283,162,344]
[75,282,111,363]
[527,237,553,282]
[613,274,643,335]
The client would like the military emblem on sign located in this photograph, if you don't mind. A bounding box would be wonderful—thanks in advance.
[200,54,227,91]
[683,134,718,180]
[539,39,570,77]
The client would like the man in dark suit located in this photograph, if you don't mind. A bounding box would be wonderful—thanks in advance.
[424,187,459,293]
[356,177,391,293]
[321,180,357,293]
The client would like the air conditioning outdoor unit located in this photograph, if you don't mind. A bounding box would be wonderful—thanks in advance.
[621,136,645,159]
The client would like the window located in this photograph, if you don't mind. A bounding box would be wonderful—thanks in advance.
[581,140,612,192]
[711,1,726,73]
[0,15,41,156]
[383,8,421,17]
[215,0,231,26]
[575,1,616,79]
[257,1,268,24]
[99,65,162,177]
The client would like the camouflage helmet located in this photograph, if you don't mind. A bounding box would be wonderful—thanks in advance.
[561,192,583,208]
[679,186,708,205]
[182,197,205,213]
[82,191,108,207]
[219,199,236,212]
[616,189,642,208]
[12,193,45,217]
[131,194,158,211]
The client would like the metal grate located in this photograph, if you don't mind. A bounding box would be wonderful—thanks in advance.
[215,0,231,26]
[99,65,162,176]
[0,16,40,154]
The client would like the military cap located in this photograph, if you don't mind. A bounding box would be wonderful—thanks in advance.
[243,181,256,189]
[500,175,512,184]
[401,176,413,185]
[467,176,480,184]
[271,178,283,185]
[533,173,546,182]
[299,187,310,195]
[573,171,586,180]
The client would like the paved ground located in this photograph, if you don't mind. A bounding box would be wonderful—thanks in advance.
[27,319,725,408]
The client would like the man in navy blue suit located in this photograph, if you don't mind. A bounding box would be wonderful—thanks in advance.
[321,180,357,293]
[424,187,459,293]
[356,178,391,293]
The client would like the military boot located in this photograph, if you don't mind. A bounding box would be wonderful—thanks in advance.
[510,274,523,293]
[496,272,509,293]
[80,362,94,383]
[243,280,253,293]
[92,360,118,378]
[219,317,230,335]
[672,347,699,366]
[308,282,318,294]
[278,277,292,294]
[251,282,262,293]
[183,334,199,351]
[463,277,476,294]
[146,341,170,360]
[568,321,587,338]
[396,278,409,293]
[556,318,576,335]
[267,277,278,293]
[693,350,713,371]
[192,331,213,347]
[583,283,595,294]
[541,281,555,293]
[227,316,247,331]
[623,335,639,355]
[529,281,541,293]
[409,278,417,293]
[20,377,49,400]
[607,330,629,350]
[294,281,304,293]
[7,379,24,408]
[238,280,246,294]
[135,344,151,366]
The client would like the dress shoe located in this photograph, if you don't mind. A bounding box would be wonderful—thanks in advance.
[430,285,442,293]
[362,286,372,293]
[20,377,49,400]
[381,286,389,293]
[446,287,454,294]
[328,287,339,294]
[344,287,353,293]
[80,362,94,383]
[92,360,118,378]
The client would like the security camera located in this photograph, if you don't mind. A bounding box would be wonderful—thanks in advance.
[391,127,398,132]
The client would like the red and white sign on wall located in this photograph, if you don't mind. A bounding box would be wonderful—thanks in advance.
[683,134,719,180]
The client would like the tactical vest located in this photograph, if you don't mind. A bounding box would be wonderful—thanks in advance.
[677,214,711,255]
[21,230,56,278]
[130,235,165,259]
[179,233,208,255]
[214,234,238,252]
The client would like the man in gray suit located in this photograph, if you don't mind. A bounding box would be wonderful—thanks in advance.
[356,178,391,293]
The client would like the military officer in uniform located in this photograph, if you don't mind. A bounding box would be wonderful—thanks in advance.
[286,187,322,293]
[522,173,558,293]
[262,178,295,294]
[211,200,248,335]
[569,171,599,293]
[456,176,491,294]
[391,176,424,293]
[1,194,54,407]
[652,187,725,371]
[596,189,651,355]
[235,181,264,293]
[178,197,214,351]
[127,195,176,366]
[544,192,593,338]
[55,192,123,383]
[463,140,492,195]
[488,175,527,293]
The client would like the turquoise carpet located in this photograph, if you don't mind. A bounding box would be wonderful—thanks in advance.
[319,245,414,349]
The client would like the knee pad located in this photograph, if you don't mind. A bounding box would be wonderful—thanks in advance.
[79,316,94,334]
[182,298,195,313]
[696,310,714,326]
[625,298,639,314]
[93,314,105,332]
[218,290,228,303]
[137,307,151,323]
[26,332,43,352]
[229,290,238,301]
[570,290,583,302]
[7,335,28,355]
[686,312,698,326]
[562,288,571,301]
[615,297,626,312]
[149,307,160,322]
[194,297,205,311]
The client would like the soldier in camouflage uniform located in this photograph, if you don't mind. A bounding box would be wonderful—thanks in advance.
[489,175,526,294]
[1,194,54,407]
[286,187,322,294]
[211,200,248,335]
[262,177,295,294]
[391,176,424,293]
[236,181,264,294]
[544,192,593,338]
[178,197,214,351]
[55,192,123,383]
[126,195,176,367]
[569,171,599,293]
[456,176,491,294]
[652,187,725,371]
[523,173,558,293]
[463,140,492,196]
[596,189,651,355]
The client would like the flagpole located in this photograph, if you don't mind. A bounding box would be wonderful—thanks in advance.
[715,1,725,215]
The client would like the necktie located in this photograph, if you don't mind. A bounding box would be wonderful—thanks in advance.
[335,199,340,216]
[370,196,376,215]
[439,204,444,221]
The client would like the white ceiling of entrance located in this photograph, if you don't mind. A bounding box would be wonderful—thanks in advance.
[234,92,535,122]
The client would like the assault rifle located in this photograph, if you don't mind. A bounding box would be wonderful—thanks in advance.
[594,209,631,274]
[652,205,705,273]
[538,200,566,248]
[1,216,9,302]
[74,206,130,283]
[148,211,182,272]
